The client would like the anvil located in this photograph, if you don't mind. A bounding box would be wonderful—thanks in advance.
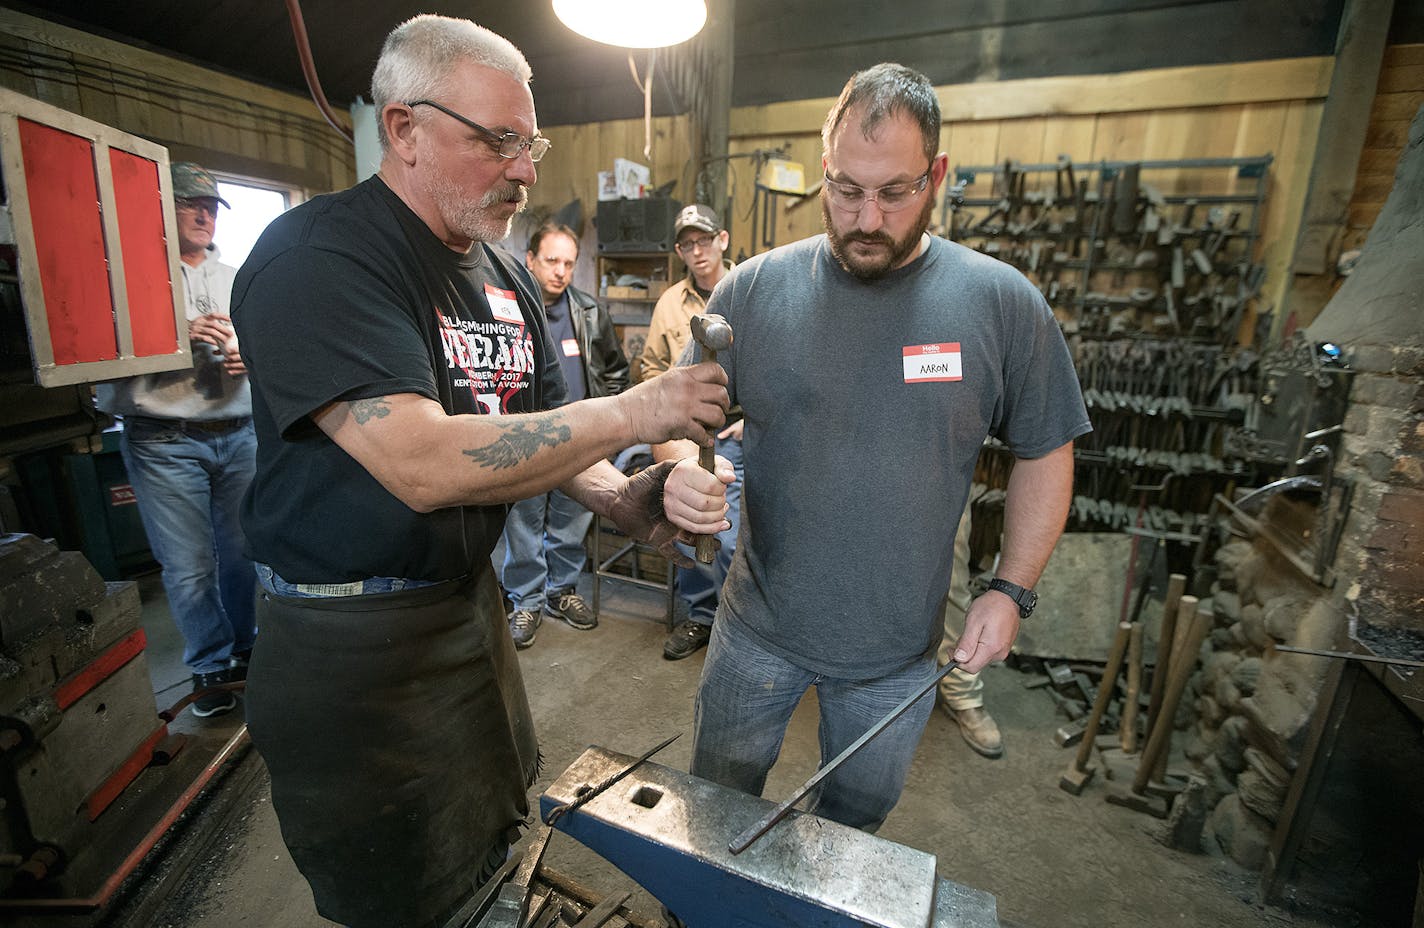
[539,746,999,928]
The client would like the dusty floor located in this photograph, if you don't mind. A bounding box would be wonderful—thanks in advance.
[70,570,1353,928]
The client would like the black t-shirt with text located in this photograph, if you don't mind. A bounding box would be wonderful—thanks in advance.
[231,177,568,582]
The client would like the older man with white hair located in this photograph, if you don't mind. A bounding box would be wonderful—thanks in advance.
[231,15,731,928]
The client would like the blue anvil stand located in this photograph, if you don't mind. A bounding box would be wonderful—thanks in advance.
[539,746,1000,928]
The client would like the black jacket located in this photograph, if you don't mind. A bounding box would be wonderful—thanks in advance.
[565,285,630,398]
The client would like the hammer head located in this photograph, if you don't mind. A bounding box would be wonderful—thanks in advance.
[1059,762,1096,796]
[689,313,733,353]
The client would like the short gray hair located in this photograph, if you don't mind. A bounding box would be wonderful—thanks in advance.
[821,63,940,162]
[371,14,533,149]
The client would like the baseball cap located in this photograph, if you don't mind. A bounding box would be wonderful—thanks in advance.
[674,204,720,236]
[170,162,231,208]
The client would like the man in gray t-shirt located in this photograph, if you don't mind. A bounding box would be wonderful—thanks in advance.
[681,63,1091,835]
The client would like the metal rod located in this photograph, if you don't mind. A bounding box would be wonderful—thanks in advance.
[543,733,680,826]
[1273,645,1424,669]
[728,661,958,855]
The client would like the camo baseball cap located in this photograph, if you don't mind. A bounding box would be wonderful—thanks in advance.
[674,204,720,236]
[170,162,230,208]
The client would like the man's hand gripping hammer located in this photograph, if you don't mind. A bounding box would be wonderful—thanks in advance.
[689,313,733,564]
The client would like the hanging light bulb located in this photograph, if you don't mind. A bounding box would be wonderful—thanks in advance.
[553,0,708,49]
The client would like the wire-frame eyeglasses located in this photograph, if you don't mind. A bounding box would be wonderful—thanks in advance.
[406,100,551,162]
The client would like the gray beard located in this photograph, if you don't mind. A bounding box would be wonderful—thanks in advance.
[424,171,527,244]
[822,192,933,280]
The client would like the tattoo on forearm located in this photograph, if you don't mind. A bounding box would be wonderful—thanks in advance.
[349,398,392,425]
[462,416,572,470]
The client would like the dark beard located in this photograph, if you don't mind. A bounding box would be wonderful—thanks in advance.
[822,192,934,280]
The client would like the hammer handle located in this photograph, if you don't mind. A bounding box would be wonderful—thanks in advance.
[695,443,718,564]
[694,346,719,565]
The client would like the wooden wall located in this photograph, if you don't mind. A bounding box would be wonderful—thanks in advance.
[0,9,356,196]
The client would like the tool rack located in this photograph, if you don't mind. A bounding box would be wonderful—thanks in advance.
[947,155,1288,563]
[941,155,1272,343]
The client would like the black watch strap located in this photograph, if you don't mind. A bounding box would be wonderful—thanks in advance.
[987,578,1038,618]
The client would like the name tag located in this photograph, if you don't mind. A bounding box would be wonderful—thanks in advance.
[561,338,581,357]
[484,284,524,324]
[903,342,962,383]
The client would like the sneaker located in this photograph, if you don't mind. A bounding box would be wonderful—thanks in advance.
[544,589,597,630]
[191,670,237,718]
[663,621,711,660]
[509,609,541,649]
[228,648,252,681]
[944,705,1004,758]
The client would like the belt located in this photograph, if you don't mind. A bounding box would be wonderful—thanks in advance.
[126,415,251,433]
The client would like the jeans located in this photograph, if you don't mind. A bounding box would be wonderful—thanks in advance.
[690,618,937,831]
[500,488,593,612]
[254,563,439,598]
[676,434,743,625]
[120,417,258,676]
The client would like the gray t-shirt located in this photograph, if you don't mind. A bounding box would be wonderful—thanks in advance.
[712,234,1090,677]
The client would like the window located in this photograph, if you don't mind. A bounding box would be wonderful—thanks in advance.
[212,178,299,269]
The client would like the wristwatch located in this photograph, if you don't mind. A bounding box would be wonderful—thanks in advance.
[987,578,1038,619]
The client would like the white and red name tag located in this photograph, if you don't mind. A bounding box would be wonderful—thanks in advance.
[903,342,962,383]
[484,283,524,324]
[561,338,581,357]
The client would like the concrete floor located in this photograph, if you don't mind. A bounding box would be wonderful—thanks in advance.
[91,569,1347,928]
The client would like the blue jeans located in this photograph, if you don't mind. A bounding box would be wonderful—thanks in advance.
[120,417,258,676]
[254,563,438,598]
[690,618,937,831]
[676,433,743,625]
[500,488,594,612]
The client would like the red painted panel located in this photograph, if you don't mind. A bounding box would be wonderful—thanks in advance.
[52,628,148,711]
[17,119,117,364]
[109,149,179,357]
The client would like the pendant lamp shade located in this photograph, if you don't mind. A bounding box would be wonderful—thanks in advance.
[553,0,708,48]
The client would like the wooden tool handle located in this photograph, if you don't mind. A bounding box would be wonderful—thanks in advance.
[695,352,719,565]
[1072,621,1133,773]
[1133,601,1209,794]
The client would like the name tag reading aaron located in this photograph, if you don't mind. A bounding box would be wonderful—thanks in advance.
[484,283,524,324]
[903,343,962,383]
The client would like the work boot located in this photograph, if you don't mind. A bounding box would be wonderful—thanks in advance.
[509,609,541,649]
[191,669,237,718]
[944,705,1003,758]
[663,621,711,660]
[545,589,597,630]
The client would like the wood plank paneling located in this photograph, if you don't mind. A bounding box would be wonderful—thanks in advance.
[0,9,355,195]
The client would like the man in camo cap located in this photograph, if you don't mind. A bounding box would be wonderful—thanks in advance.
[96,161,254,719]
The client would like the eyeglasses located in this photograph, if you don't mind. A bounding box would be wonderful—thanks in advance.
[675,234,718,254]
[535,255,576,271]
[175,198,218,217]
[406,100,551,162]
[822,169,931,212]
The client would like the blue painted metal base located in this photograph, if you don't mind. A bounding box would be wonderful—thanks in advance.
[539,746,998,928]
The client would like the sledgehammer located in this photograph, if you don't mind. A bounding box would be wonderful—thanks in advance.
[688,313,733,565]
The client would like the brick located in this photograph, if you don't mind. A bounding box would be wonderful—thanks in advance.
[1351,344,1400,374]
[1378,490,1424,526]
[1365,520,1414,554]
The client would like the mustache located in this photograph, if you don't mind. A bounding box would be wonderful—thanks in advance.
[480,183,528,210]
[842,231,893,247]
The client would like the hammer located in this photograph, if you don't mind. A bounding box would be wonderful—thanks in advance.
[688,313,733,565]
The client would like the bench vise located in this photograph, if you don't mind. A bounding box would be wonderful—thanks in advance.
[539,746,999,928]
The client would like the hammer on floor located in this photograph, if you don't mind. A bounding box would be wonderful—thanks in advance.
[688,313,733,565]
